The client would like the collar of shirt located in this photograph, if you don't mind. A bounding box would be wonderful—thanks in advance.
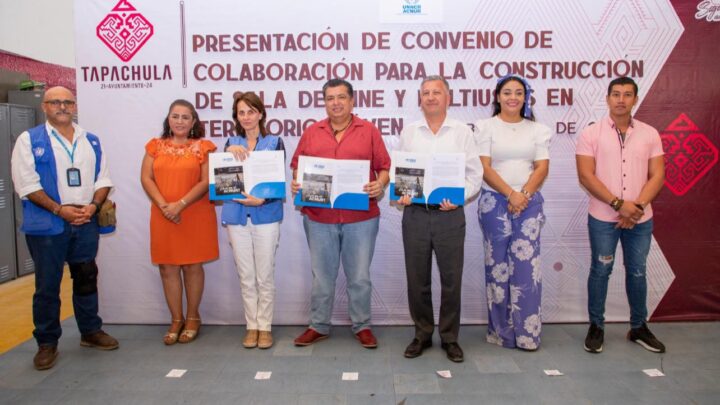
[316,114,360,136]
[46,121,85,144]
[607,116,635,132]
[417,116,456,135]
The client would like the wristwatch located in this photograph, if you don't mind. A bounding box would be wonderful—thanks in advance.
[91,200,103,213]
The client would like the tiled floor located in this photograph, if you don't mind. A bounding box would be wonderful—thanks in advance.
[1,322,718,404]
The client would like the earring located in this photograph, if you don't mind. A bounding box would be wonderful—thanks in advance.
[190,128,195,136]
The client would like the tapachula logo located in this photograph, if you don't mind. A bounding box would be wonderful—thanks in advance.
[96,0,154,62]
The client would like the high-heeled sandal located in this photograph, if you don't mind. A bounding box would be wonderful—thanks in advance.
[163,319,184,345]
[178,317,201,343]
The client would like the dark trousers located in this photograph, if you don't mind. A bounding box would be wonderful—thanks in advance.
[26,219,102,346]
[402,205,466,343]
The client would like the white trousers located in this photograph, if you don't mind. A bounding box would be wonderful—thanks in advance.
[226,221,280,331]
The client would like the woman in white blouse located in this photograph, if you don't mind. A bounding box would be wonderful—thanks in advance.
[475,75,551,351]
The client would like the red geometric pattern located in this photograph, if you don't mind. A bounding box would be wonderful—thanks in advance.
[0,51,76,93]
[661,113,718,196]
[96,0,154,62]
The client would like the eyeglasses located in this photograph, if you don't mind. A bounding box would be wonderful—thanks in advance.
[44,100,76,108]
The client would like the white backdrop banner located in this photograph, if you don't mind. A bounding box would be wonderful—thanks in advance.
[74,0,682,325]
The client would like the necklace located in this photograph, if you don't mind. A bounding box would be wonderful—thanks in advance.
[332,117,353,135]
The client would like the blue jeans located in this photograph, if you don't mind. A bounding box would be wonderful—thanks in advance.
[302,216,379,334]
[587,215,653,329]
[26,219,103,346]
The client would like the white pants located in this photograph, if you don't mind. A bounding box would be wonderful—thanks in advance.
[226,221,280,331]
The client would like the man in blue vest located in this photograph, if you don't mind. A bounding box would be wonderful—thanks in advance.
[11,86,118,370]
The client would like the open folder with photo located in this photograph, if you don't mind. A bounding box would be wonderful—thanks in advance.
[294,156,370,211]
[390,151,465,206]
[208,151,286,200]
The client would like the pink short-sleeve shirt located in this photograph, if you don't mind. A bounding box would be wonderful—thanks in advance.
[575,116,664,223]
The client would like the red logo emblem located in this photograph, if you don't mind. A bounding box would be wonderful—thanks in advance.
[96,0,154,62]
[661,113,718,196]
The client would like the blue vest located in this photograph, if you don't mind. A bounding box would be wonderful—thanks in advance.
[21,125,102,236]
[221,135,284,226]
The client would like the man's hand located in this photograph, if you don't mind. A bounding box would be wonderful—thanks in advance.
[60,205,91,226]
[615,217,636,229]
[397,194,412,206]
[291,180,301,196]
[439,198,458,211]
[71,203,97,225]
[363,180,385,198]
[617,200,643,221]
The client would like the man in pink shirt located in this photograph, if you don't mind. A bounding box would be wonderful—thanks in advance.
[576,77,666,354]
[290,79,390,348]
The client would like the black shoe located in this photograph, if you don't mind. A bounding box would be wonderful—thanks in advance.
[441,342,464,362]
[404,338,432,358]
[628,323,665,353]
[584,323,604,353]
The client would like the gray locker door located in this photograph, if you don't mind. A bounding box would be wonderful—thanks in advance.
[8,105,37,276]
[8,90,45,125]
[0,105,18,282]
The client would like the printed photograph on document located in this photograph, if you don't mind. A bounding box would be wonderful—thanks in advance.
[214,166,245,195]
[301,173,332,204]
[394,167,424,198]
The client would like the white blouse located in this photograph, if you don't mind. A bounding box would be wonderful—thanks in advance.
[474,116,551,192]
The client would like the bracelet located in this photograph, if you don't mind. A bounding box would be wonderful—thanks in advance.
[91,200,102,212]
[507,190,514,198]
[52,205,62,216]
[609,197,624,211]
[521,188,532,198]
[180,199,188,206]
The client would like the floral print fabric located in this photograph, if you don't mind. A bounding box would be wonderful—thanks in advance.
[479,189,545,350]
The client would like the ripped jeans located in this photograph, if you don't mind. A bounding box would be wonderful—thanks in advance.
[587,215,653,329]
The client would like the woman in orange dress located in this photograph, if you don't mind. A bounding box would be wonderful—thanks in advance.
[140,99,218,344]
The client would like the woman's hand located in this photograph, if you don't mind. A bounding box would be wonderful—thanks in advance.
[234,192,265,206]
[507,191,528,215]
[162,201,184,224]
[227,145,250,161]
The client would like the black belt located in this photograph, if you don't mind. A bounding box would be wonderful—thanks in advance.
[411,203,442,210]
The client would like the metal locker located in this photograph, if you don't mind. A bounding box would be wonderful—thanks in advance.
[0,103,37,283]
[0,104,18,283]
[8,90,45,126]
[9,105,37,276]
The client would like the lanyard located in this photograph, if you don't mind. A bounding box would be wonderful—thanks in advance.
[50,130,78,166]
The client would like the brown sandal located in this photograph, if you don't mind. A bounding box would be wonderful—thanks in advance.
[163,319,184,345]
[178,317,201,343]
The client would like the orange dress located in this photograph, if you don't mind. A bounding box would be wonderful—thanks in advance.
[146,138,219,265]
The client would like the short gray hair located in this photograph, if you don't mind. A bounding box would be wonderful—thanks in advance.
[421,75,450,91]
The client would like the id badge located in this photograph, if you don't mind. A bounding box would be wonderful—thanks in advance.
[67,168,81,187]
